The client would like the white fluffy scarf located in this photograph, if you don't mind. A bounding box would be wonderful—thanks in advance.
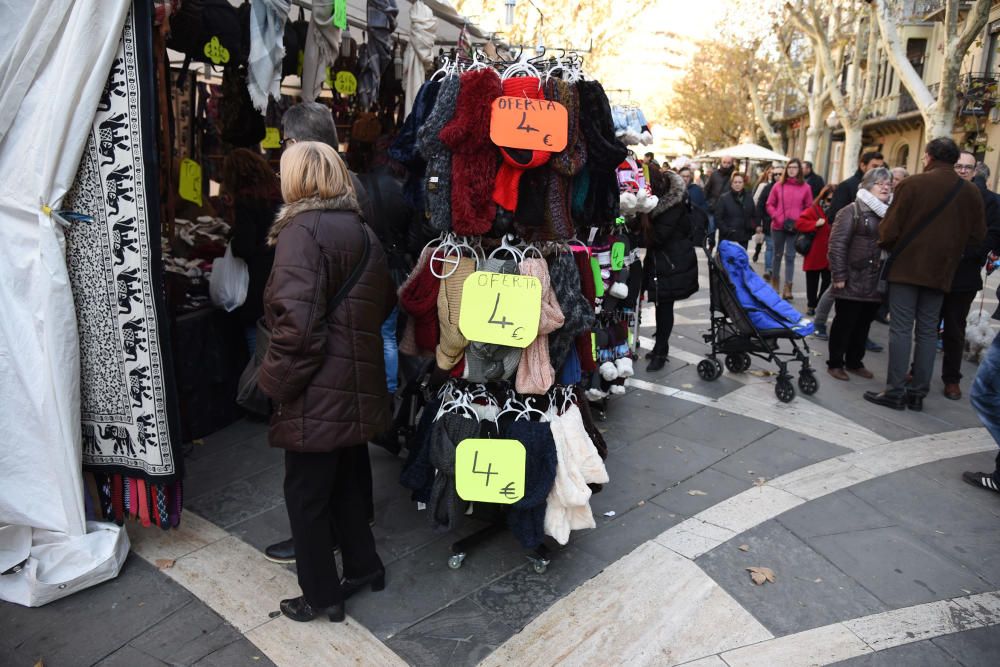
[856,188,890,217]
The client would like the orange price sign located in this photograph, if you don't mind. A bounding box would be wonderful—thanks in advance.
[490,96,568,152]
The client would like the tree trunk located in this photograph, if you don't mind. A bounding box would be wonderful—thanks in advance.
[841,124,863,181]
[747,81,784,152]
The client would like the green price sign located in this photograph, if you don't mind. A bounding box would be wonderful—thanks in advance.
[333,0,347,29]
[455,439,526,504]
[178,158,202,207]
[610,241,625,271]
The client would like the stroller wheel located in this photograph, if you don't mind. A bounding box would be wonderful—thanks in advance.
[798,371,819,396]
[698,359,722,382]
[725,353,752,374]
[775,378,796,403]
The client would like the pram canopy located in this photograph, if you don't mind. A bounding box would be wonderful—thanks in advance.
[717,241,815,337]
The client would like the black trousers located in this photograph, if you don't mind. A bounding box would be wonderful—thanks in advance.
[653,299,675,356]
[941,290,977,384]
[828,299,880,370]
[805,269,831,309]
[284,445,382,608]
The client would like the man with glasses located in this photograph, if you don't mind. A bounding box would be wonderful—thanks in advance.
[864,138,986,411]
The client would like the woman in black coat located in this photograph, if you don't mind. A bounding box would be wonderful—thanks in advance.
[643,169,699,371]
[714,172,757,247]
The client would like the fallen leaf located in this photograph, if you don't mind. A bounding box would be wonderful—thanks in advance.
[687,489,708,496]
[746,566,776,585]
[155,559,175,570]
[749,369,774,378]
[738,544,750,552]
[34,661,44,667]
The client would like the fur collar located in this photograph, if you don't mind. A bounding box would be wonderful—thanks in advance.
[651,171,686,216]
[267,193,361,246]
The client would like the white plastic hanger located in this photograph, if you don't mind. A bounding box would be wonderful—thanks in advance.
[488,234,524,263]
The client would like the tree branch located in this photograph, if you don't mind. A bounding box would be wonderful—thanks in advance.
[956,0,992,60]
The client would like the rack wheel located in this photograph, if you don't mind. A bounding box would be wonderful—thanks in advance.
[725,353,751,373]
[698,359,722,381]
[775,378,796,403]
[798,371,819,396]
[447,554,466,570]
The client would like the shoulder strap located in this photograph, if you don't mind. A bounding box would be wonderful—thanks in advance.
[327,220,371,314]
[887,177,965,261]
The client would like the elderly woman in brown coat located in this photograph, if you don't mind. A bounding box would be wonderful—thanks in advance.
[825,167,893,381]
[259,141,395,623]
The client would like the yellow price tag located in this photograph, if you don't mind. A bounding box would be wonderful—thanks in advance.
[458,271,542,348]
[261,127,281,149]
[203,36,230,65]
[455,439,525,504]
[334,71,357,96]
[178,158,202,207]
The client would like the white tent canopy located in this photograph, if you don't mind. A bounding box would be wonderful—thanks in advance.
[696,143,790,162]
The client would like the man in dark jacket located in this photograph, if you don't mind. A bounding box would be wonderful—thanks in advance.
[803,161,825,198]
[705,156,735,212]
[829,151,884,220]
[864,138,986,411]
[938,152,1000,400]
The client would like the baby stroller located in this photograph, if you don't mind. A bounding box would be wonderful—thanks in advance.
[699,240,819,403]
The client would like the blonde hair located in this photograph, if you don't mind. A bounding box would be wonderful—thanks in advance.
[279,141,354,203]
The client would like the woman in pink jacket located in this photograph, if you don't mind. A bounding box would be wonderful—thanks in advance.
[765,158,814,299]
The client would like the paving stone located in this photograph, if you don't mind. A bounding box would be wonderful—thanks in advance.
[849,468,1000,585]
[697,522,886,636]
[665,362,744,399]
[372,495,460,566]
[650,468,754,518]
[932,625,1000,665]
[471,545,607,631]
[910,453,1000,520]
[829,638,961,666]
[595,395,699,450]
[226,504,291,555]
[95,645,171,666]
[183,435,281,502]
[776,489,896,539]
[128,600,243,666]
[586,456,667,521]
[186,464,285,529]
[624,431,730,486]
[573,501,685,563]
[664,408,778,453]
[0,557,192,667]
[711,438,825,483]
[190,637,275,666]
[369,444,410,510]
[196,418,268,453]
[807,526,994,608]
[386,598,515,667]
[740,428,852,464]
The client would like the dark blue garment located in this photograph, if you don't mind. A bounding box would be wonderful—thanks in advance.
[970,333,1000,484]
[400,396,441,503]
[557,347,582,385]
[688,183,708,212]
[503,420,558,549]
[389,81,441,211]
[718,240,814,336]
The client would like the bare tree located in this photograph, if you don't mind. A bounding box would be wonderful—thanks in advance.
[872,0,991,139]
[786,0,880,180]
[743,39,787,152]
[775,28,831,164]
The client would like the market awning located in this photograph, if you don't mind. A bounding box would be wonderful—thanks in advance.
[696,143,790,162]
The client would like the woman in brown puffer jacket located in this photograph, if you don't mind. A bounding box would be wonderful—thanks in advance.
[258,141,396,623]
[826,167,892,382]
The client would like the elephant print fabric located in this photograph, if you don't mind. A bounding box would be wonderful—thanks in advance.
[63,9,177,480]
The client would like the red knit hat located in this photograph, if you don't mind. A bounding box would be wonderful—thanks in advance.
[493,77,552,212]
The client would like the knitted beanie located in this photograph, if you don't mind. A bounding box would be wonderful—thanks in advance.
[428,411,480,531]
[463,258,522,382]
[436,256,476,370]
[493,77,552,213]
[516,257,565,394]
[543,168,574,240]
[504,420,558,549]
[399,246,441,353]
[546,78,586,178]
[440,69,502,236]
[548,252,596,369]
[577,80,627,229]
[557,346,582,385]
[417,75,461,232]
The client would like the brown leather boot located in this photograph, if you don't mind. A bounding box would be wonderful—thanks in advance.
[783,282,793,300]
[770,275,780,291]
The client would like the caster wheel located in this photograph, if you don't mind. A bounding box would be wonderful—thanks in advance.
[698,359,721,381]
[775,378,796,403]
[447,554,465,570]
[725,353,751,373]
[798,372,819,395]
[532,561,548,574]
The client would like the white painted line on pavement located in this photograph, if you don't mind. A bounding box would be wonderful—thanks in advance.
[128,511,405,667]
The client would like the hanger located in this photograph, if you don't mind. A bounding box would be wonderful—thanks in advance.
[430,56,451,81]
[522,242,544,260]
[488,233,524,263]
[516,396,547,422]
[501,51,542,82]
[430,233,462,279]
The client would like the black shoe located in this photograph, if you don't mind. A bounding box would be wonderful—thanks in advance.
[341,567,386,600]
[644,351,656,360]
[863,390,906,411]
[962,471,1000,494]
[279,596,345,623]
[646,355,668,372]
[906,393,923,412]
[265,537,341,564]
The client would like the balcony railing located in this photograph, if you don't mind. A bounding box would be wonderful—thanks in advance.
[958,72,998,116]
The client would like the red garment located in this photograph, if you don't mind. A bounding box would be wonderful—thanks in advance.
[440,69,502,235]
[795,203,832,271]
[493,77,552,212]
[573,249,598,372]
[399,256,441,352]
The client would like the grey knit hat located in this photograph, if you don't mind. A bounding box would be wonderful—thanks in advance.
[417,75,461,233]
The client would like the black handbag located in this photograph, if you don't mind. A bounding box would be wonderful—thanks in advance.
[782,217,796,233]
[794,231,815,256]
[236,222,372,416]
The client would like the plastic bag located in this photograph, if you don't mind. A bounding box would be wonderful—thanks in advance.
[209,242,249,312]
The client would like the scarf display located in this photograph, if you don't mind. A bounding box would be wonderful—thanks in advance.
[516,258,565,394]
[436,256,476,369]
[246,0,290,113]
[402,1,436,114]
[493,77,552,214]
[358,0,399,110]
[548,252,597,370]
[417,75,460,232]
[544,405,609,545]
[505,420,558,549]
[428,412,480,531]
[463,258,522,382]
[299,0,342,102]
[398,246,441,354]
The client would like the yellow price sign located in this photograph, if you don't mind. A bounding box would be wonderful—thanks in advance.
[203,36,230,65]
[455,439,525,504]
[334,71,357,96]
[261,127,281,149]
[178,158,202,207]
[458,271,542,348]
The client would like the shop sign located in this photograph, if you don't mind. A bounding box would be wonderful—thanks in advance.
[333,0,347,30]
[458,271,542,348]
[455,439,526,504]
[178,158,202,207]
[261,127,281,149]
[203,36,230,65]
[490,96,568,152]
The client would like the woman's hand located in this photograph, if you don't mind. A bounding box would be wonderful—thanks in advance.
[815,218,825,227]
[833,281,846,289]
